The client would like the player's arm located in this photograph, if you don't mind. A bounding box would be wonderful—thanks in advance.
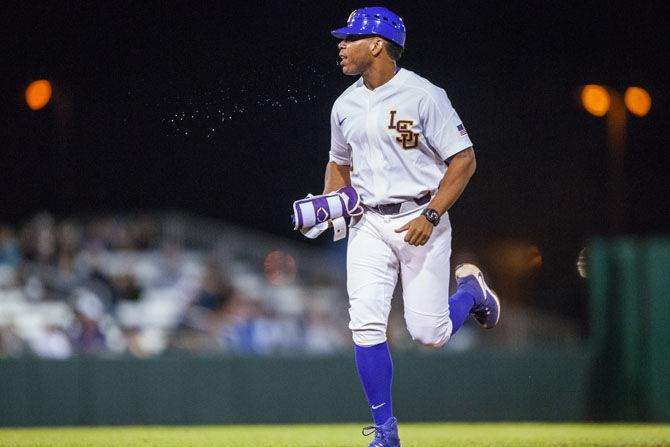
[326,100,351,193]
[395,147,476,246]
[323,161,351,194]
[428,147,476,215]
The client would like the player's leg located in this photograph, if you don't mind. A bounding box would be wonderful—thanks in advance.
[396,211,500,346]
[393,211,454,347]
[347,213,400,430]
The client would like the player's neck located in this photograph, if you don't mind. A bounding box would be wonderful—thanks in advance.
[362,62,398,91]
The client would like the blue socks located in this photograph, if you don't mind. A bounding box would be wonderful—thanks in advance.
[354,281,479,425]
[354,341,394,425]
[449,279,478,335]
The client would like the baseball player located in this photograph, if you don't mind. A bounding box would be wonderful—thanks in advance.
[297,7,500,446]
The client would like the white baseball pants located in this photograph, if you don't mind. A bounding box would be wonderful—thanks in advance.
[347,208,453,348]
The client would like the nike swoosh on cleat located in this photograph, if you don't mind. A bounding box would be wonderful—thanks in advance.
[338,117,347,126]
[371,402,386,410]
[477,272,486,300]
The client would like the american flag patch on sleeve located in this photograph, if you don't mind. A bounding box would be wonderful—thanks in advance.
[457,124,467,136]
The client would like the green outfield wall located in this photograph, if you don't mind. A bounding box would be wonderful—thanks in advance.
[590,238,670,422]
[0,348,592,426]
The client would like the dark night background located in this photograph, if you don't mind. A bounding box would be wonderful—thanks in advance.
[2,1,669,322]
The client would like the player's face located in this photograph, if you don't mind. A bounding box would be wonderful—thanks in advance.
[338,36,377,76]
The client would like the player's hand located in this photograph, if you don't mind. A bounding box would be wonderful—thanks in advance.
[394,215,434,246]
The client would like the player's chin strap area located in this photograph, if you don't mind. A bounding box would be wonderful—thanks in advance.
[291,186,363,241]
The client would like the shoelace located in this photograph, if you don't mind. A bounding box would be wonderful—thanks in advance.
[471,303,492,316]
[362,424,383,438]
[470,293,491,315]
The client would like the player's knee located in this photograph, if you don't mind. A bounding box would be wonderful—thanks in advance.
[351,327,387,347]
[414,337,449,349]
[407,325,450,349]
[349,317,388,346]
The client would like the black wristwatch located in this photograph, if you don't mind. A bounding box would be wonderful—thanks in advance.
[421,208,441,226]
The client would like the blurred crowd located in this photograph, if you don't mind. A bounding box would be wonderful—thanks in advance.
[0,212,584,360]
[0,213,350,359]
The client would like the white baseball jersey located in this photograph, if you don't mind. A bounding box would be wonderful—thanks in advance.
[329,68,474,348]
[329,68,473,207]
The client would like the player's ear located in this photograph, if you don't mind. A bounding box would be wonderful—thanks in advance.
[370,37,384,57]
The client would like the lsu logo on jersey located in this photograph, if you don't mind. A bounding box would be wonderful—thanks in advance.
[388,110,420,149]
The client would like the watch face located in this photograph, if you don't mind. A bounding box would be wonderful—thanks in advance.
[423,208,440,225]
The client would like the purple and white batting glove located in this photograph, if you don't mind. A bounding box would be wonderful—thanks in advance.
[291,186,362,231]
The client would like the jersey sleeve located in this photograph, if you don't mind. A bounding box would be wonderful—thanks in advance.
[328,104,351,165]
[420,88,473,161]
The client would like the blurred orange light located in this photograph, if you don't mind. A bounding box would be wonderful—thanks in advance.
[581,84,610,117]
[624,87,651,117]
[25,80,52,110]
[492,241,542,278]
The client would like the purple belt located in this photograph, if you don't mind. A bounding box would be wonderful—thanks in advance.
[366,193,431,215]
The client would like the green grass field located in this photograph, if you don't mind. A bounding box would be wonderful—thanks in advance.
[0,423,669,447]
